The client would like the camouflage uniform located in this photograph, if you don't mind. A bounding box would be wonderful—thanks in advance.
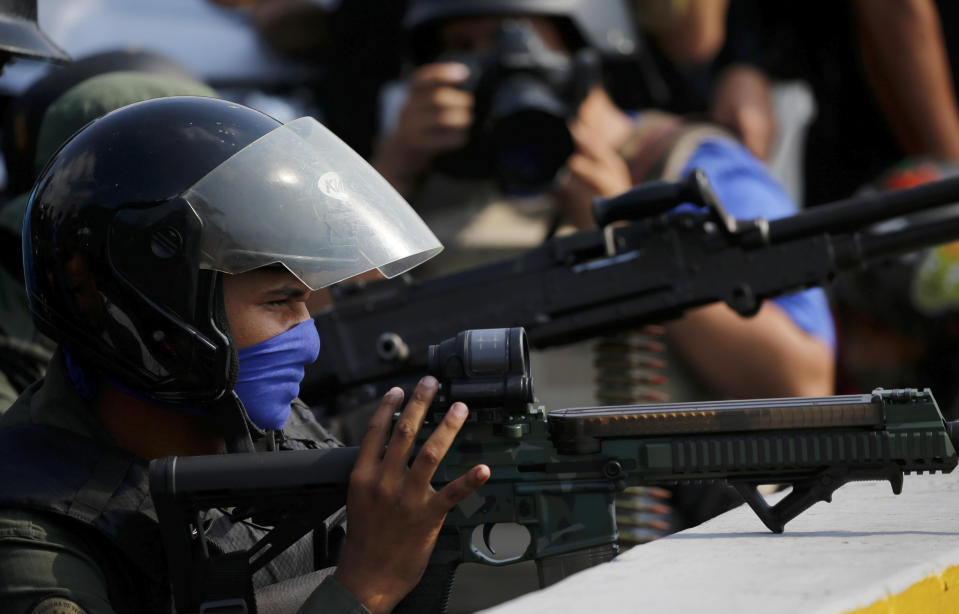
[0,350,367,614]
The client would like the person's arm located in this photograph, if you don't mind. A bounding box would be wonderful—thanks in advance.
[0,509,118,614]
[665,301,834,398]
[851,0,959,161]
[557,100,833,399]
[666,138,836,399]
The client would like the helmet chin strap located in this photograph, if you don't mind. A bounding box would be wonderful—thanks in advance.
[209,271,261,454]
[213,390,259,454]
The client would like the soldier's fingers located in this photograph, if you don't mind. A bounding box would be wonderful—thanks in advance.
[407,402,469,486]
[433,464,491,514]
[355,387,404,471]
[381,376,438,474]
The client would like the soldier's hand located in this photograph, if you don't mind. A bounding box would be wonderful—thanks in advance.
[373,63,474,196]
[334,377,490,614]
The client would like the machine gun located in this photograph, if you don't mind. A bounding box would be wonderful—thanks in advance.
[301,171,959,412]
[151,328,959,614]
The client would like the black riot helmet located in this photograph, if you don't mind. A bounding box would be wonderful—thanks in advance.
[24,96,441,406]
[404,0,640,65]
[0,0,69,64]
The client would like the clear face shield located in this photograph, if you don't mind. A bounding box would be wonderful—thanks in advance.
[183,115,442,289]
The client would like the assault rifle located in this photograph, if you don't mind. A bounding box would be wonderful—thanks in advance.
[151,328,959,614]
[301,171,959,411]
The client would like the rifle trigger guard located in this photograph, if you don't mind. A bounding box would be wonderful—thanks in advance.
[465,525,532,566]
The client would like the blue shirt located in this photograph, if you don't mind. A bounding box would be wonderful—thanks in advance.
[681,138,837,351]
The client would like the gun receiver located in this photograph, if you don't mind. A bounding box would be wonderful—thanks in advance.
[151,328,959,613]
[302,171,959,411]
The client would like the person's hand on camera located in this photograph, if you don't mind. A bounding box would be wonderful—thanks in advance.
[373,63,474,196]
[554,117,633,229]
[333,376,490,614]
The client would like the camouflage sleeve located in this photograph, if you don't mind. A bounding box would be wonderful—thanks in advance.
[296,575,371,614]
[0,509,116,614]
[283,398,344,449]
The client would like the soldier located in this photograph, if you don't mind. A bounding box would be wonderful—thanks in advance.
[0,95,489,614]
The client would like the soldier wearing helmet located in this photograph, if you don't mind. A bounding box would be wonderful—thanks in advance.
[371,0,836,546]
[0,96,490,614]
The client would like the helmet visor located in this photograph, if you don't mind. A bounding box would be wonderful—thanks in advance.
[183,116,442,290]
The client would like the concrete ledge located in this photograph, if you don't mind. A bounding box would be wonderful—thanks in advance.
[480,473,959,614]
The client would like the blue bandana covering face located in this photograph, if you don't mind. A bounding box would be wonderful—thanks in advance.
[234,319,321,430]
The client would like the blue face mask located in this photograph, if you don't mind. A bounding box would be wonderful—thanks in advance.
[234,319,321,431]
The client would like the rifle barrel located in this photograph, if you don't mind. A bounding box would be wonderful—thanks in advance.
[859,214,959,260]
[767,175,959,243]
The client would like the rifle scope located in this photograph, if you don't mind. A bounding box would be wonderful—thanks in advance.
[427,327,533,411]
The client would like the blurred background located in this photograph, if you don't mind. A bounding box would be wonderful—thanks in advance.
[2,1,959,611]
[3,0,959,203]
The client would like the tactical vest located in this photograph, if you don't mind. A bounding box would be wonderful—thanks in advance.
[0,401,341,614]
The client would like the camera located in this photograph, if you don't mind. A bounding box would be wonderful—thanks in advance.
[433,19,600,195]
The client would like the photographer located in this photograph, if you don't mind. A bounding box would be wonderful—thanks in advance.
[374,0,834,409]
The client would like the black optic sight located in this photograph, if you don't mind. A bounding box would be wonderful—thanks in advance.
[427,327,533,412]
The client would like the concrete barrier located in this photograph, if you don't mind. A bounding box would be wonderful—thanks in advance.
[479,472,959,613]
